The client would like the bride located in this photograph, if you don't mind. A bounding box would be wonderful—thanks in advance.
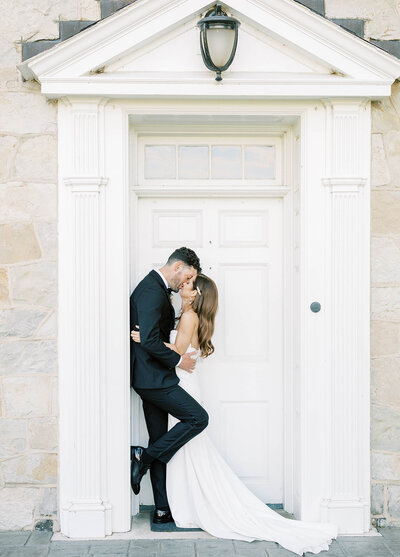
[131,273,338,556]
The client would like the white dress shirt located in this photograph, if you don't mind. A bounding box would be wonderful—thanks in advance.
[154,268,182,367]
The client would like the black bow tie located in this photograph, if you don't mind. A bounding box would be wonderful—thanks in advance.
[167,287,172,294]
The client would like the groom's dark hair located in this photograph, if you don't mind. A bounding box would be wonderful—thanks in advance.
[167,247,202,273]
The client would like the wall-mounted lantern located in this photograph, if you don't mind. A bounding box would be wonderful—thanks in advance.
[197,3,240,82]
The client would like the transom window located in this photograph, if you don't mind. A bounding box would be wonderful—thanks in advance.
[137,136,283,186]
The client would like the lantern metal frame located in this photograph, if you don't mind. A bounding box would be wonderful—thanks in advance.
[197,3,240,81]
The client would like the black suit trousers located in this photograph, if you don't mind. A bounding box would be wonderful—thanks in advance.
[135,384,209,510]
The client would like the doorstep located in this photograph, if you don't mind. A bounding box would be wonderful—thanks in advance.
[51,508,381,541]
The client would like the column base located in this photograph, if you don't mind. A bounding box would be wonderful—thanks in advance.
[61,500,113,538]
[320,498,370,534]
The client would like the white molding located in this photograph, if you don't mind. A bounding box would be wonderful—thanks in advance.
[58,99,113,537]
[18,0,400,98]
[55,97,373,536]
[131,186,291,197]
[322,177,367,192]
[35,78,393,99]
[320,100,371,533]
[63,176,109,192]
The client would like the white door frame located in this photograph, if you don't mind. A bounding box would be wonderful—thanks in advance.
[57,97,371,538]
[129,122,295,509]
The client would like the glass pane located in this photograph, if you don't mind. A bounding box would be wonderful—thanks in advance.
[244,145,275,179]
[211,146,242,179]
[178,146,209,179]
[144,145,176,179]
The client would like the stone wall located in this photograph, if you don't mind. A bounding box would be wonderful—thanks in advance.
[370,83,400,527]
[0,0,400,532]
[0,0,100,532]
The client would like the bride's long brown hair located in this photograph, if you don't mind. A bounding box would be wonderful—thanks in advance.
[191,274,218,358]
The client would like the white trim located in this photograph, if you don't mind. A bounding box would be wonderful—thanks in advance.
[57,97,372,537]
[18,0,400,98]
[130,186,291,197]
[130,122,295,511]
[46,0,376,537]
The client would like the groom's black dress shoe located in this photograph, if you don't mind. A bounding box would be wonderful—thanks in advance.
[131,445,150,495]
[153,508,174,524]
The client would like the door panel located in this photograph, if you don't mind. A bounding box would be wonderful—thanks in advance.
[134,196,283,504]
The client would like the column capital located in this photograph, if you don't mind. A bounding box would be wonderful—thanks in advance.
[63,177,108,192]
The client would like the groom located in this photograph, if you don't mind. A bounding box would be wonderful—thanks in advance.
[130,247,209,524]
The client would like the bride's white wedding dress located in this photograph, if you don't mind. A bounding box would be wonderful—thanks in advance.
[166,330,338,556]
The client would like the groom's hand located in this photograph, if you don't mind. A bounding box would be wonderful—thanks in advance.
[178,351,197,373]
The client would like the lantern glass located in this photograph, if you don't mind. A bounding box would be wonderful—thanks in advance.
[205,25,236,68]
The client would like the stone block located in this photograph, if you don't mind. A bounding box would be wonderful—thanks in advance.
[0,418,27,459]
[49,541,91,555]
[37,487,57,516]
[28,417,57,450]
[371,322,400,357]
[34,220,57,260]
[26,530,53,544]
[59,20,97,41]
[0,308,48,338]
[371,404,400,452]
[370,39,400,58]
[0,135,18,181]
[325,0,400,40]
[0,340,57,375]
[51,376,58,416]
[372,100,400,132]
[1,0,100,45]
[9,262,57,306]
[89,540,130,553]
[14,135,57,182]
[2,375,52,417]
[0,183,57,221]
[195,539,235,557]
[22,40,60,62]
[372,358,400,408]
[0,93,56,134]
[2,453,57,484]
[78,0,101,20]
[388,485,400,519]
[330,18,365,38]
[372,287,400,321]
[383,131,400,187]
[371,483,384,514]
[0,487,40,530]
[0,223,41,264]
[100,0,136,19]
[372,190,400,235]
[0,268,10,307]
[371,237,400,283]
[0,530,32,545]
[372,452,400,481]
[390,80,400,120]
[371,134,390,187]
[35,311,57,338]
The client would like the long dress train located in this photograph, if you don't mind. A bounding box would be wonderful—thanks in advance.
[165,330,338,556]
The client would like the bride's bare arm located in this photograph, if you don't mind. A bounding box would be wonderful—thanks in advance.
[163,342,179,353]
[173,312,198,355]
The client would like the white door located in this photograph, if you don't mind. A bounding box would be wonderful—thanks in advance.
[134,195,283,504]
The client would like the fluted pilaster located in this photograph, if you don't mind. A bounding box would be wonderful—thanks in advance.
[58,100,112,537]
[320,101,371,533]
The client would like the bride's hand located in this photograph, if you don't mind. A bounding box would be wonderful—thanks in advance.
[131,326,141,343]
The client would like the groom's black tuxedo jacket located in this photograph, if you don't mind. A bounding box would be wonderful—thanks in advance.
[130,270,181,390]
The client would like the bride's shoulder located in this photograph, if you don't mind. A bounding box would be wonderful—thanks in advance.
[179,310,199,327]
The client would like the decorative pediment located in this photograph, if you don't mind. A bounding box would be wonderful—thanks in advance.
[18,0,400,98]
[104,16,332,75]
